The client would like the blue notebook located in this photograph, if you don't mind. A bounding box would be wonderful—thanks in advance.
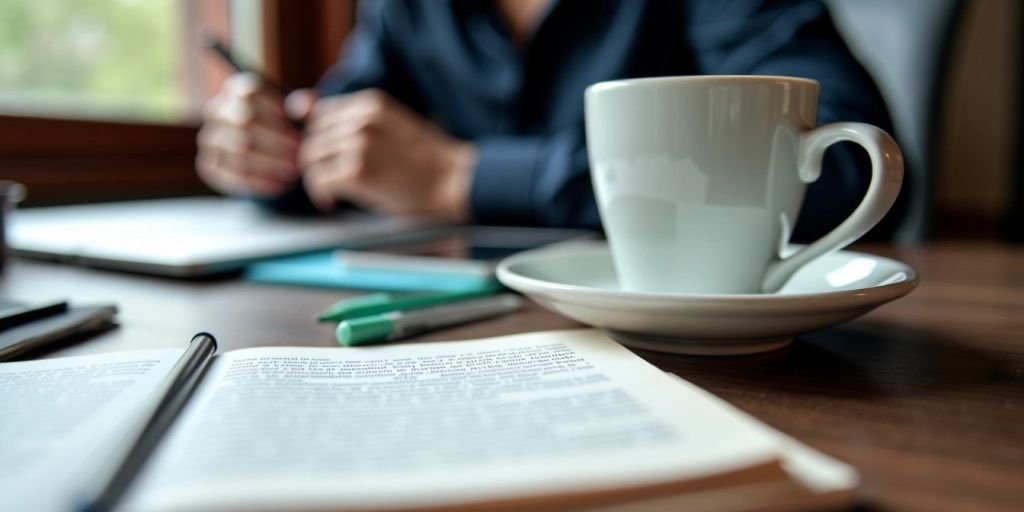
[245,251,501,293]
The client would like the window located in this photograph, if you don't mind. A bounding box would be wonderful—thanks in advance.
[0,0,352,207]
[0,0,193,123]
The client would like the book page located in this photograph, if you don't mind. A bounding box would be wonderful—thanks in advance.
[0,348,184,512]
[126,330,783,511]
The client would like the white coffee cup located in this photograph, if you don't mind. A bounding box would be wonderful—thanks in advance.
[585,76,903,294]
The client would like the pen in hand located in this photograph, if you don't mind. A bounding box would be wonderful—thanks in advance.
[199,29,307,121]
[198,30,283,91]
[198,29,306,146]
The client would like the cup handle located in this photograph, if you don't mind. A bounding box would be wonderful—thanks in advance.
[761,122,904,293]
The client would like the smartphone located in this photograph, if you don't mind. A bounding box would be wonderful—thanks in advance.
[336,226,596,278]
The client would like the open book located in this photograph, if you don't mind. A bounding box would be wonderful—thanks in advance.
[0,330,858,512]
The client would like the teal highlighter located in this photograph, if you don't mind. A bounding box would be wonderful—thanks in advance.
[316,285,502,323]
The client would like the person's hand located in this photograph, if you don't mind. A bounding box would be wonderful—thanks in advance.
[299,89,476,222]
[196,73,314,197]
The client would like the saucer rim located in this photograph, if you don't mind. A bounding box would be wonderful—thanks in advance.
[496,242,919,310]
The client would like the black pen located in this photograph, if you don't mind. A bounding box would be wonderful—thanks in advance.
[0,299,68,331]
[77,332,218,512]
[198,30,284,92]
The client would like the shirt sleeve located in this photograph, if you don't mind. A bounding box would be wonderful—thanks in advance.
[470,129,601,230]
[684,0,903,240]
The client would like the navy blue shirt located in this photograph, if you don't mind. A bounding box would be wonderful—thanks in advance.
[289,0,898,240]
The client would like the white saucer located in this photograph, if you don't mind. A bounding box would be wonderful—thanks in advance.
[496,241,918,356]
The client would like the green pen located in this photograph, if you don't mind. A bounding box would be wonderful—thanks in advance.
[316,285,502,323]
[337,294,523,346]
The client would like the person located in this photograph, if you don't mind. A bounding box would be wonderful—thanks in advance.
[196,0,900,241]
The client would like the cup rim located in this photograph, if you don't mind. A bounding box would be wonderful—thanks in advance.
[586,75,820,94]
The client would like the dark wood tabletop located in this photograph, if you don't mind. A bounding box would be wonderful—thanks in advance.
[3,241,1022,512]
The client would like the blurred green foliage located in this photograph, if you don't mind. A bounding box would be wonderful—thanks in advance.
[0,0,183,121]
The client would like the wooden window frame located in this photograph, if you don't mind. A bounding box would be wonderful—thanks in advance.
[261,0,354,91]
[0,116,202,206]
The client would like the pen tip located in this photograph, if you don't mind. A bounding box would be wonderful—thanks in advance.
[196,28,219,49]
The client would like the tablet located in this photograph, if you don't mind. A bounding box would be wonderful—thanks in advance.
[9,197,435,277]
[336,225,598,278]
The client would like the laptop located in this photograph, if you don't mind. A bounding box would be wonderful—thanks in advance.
[8,197,437,277]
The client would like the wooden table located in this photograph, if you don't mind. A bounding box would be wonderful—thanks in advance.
[4,242,1022,511]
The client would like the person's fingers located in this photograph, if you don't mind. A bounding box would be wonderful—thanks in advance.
[299,92,402,169]
[204,122,298,161]
[302,160,343,212]
[197,123,298,193]
[217,93,292,132]
[302,147,380,213]
[196,125,232,191]
[298,126,369,169]
[201,93,226,123]
[196,152,290,198]
[306,89,395,134]
[222,72,262,96]
[200,152,294,196]
[195,147,221,186]
[305,95,358,134]
[219,147,297,181]
[208,73,290,129]
[247,122,300,158]
[285,88,319,122]
[197,73,304,198]
[297,132,327,170]
[222,73,286,115]
[199,131,295,179]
